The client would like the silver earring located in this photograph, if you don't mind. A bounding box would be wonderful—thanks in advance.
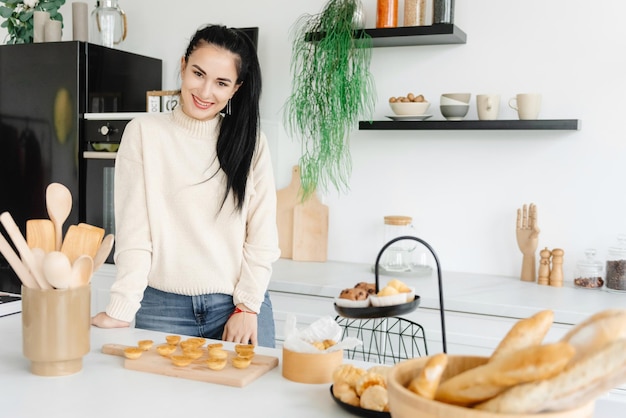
[226,99,232,116]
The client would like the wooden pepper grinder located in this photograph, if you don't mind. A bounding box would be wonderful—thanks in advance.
[538,247,551,285]
[549,248,564,287]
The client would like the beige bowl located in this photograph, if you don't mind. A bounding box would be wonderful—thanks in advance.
[389,101,431,116]
[282,348,343,384]
[387,355,595,418]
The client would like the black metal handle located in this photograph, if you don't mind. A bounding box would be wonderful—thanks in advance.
[374,235,447,353]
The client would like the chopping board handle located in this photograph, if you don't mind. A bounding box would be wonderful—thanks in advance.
[102,343,129,357]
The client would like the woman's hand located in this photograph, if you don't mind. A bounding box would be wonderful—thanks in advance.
[91,312,131,328]
[222,306,258,345]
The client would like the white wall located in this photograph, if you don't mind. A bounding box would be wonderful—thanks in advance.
[5,0,626,281]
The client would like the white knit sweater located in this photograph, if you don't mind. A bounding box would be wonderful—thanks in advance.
[106,107,280,322]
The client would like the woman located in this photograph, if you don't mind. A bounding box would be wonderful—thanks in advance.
[91,25,281,348]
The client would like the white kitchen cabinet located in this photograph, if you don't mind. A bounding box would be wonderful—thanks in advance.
[269,289,572,356]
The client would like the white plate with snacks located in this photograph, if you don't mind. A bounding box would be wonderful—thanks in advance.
[386,114,432,121]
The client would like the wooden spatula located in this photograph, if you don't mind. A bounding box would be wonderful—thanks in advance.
[60,225,104,264]
[26,219,55,252]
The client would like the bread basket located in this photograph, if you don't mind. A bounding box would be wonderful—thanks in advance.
[387,355,595,418]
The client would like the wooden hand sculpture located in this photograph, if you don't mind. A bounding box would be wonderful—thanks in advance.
[516,203,540,282]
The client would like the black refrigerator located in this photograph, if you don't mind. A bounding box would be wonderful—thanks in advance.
[0,41,162,294]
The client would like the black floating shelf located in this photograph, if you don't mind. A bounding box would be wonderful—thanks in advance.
[358,119,581,131]
[306,24,467,47]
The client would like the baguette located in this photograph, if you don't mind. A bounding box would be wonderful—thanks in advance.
[407,353,448,399]
[490,309,554,361]
[476,338,626,414]
[434,342,574,406]
[560,308,626,363]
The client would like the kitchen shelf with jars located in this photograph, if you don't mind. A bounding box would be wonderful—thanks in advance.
[306,23,467,47]
[358,119,582,131]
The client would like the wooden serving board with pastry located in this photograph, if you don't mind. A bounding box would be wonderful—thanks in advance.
[102,338,279,388]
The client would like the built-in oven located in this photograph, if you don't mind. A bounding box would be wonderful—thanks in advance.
[82,112,145,263]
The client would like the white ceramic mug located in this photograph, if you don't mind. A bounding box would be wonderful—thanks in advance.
[509,93,542,120]
[476,94,500,120]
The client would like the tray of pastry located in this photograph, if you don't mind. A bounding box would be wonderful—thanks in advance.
[330,385,390,417]
[334,279,420,319]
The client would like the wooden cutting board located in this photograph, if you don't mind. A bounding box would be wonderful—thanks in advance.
[102,343,279,388]
[276,165,301,259]
[292,193,328,262]
[276,165,328,261]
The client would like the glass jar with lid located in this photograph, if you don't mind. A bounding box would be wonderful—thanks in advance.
[605,235,626,292]
[573,249,604,289]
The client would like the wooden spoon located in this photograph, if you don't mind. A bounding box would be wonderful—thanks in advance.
[71,255,93,288]
[0,212,51,289]
[30,247,47,287]
[42,251,72,290]
[93,234,115,272]
[0,232,39,289]
[26,219,55,252]
[46,183,72,251]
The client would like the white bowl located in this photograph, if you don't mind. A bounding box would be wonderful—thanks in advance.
[370,293,407,307]
[334,297,370,308]
[389,101,431,116]
[441,93,471,104]
[440,97,469,106]
[440,104,470,120]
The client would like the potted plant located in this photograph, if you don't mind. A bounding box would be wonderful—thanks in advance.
[284,0,375,199]
[0,0,66,44]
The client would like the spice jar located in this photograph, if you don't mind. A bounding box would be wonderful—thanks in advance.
[573,249,604,289]
[376,0,398,28]
[404,0,426,26]
[606,235,626,293]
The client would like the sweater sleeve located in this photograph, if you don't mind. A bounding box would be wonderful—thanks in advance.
[106,119,152,322]
[232,132,281,312]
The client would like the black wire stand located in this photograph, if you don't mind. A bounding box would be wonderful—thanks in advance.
[334,235,447,353]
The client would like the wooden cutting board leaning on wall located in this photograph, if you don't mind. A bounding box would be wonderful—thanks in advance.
[276,166,328,262]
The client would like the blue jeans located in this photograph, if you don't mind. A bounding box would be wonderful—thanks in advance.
[135,287,276,348]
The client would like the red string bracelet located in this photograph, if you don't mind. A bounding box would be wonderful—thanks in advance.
[230,307,258,318]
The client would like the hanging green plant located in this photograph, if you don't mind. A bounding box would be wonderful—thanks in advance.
[284,0,375,199]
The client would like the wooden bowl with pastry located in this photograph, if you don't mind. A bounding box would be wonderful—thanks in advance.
[386,309,626,418]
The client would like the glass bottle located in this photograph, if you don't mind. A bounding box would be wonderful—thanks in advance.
[376,0,398,28]
[433,0,455,24]
[573,249,604,289]
[404,0,427,27]
[606,235,626,292]
[91,0,128,48]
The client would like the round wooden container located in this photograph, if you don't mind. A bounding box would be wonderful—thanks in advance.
[387,355,595,418]
[282,348,343,384]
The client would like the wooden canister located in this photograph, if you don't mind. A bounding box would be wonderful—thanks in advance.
[282,348,344,383]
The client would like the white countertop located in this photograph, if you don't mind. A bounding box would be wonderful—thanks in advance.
[269,258,626,325]
[3,258,626,417]
[0,313,624,417]
[0,314,355,418]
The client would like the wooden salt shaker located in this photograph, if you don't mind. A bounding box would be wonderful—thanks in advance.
[549,248,564,287]
[538,247,551,285]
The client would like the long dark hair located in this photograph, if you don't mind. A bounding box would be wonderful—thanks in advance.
[183,24,262,211]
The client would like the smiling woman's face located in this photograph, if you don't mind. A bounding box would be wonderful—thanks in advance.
[180,43,241,121]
